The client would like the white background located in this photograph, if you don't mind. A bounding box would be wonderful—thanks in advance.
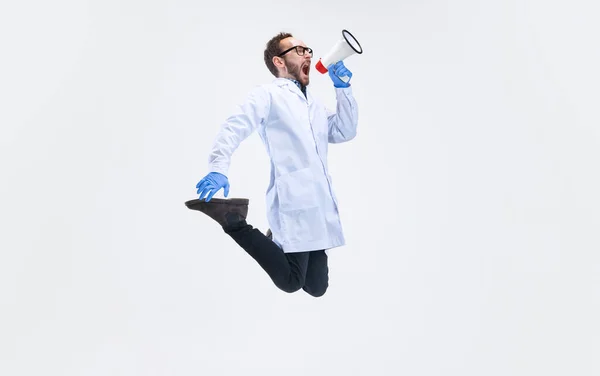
[1,0,599,375]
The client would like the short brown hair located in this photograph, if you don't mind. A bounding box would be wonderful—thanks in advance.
[264,32,293,77]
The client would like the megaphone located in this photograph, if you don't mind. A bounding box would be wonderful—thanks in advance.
[315,29,363,83]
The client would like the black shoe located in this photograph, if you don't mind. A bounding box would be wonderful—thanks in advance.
[185,198,249,227]
[266,228,272,240]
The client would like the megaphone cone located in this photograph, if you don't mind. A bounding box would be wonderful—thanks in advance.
[315,29,363,83]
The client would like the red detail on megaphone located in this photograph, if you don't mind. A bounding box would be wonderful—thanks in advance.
[315,59,328,74]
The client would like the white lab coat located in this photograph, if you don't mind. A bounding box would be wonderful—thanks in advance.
[207,78,359,253]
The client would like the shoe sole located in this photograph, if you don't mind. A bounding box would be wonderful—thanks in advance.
[184,198,249,208]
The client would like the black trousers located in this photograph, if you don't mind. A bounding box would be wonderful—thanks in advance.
[223,220,329,297]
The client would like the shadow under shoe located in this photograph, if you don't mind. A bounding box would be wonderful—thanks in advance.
[185,198,249,228]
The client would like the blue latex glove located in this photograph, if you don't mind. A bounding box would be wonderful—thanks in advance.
[196,172,230,202]
[328,61,353,88]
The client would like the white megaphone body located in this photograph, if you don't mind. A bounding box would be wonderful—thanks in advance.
[315,29,363,83]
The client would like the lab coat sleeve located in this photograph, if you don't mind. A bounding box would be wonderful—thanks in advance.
[326,86,359,144]
[207,86,271,176]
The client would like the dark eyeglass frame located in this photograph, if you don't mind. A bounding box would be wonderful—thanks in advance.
[278,45,313,58]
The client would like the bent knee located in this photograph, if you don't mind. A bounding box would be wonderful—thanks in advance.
[304,284,328,297]
[275,278,305,294]
[278,284,303,294]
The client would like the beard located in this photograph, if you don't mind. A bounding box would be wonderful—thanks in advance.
[284,59,310,86]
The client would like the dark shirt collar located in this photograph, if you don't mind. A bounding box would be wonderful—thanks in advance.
[285,78,307,98]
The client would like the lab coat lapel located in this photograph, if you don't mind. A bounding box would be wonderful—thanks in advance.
[276,78,313,105]
[305,87,314,106]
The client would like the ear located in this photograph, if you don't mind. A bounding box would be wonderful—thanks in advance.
[273,56,286,76]
[272,56,284,68]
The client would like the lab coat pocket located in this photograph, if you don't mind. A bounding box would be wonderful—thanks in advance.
[276,167,326,244]
[277,168,315,211]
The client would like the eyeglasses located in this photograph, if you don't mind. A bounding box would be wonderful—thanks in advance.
[278,45,313,58]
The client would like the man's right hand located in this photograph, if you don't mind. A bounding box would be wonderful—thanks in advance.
[328,61,353,88]
[196,172,230,202]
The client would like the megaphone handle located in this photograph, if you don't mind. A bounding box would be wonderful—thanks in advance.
[338,74,350,83]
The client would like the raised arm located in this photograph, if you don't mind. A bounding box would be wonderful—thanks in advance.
[327,86,358,143]
[325,61,359,143]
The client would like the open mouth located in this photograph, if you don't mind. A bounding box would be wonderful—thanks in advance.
[302,64,310,75]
